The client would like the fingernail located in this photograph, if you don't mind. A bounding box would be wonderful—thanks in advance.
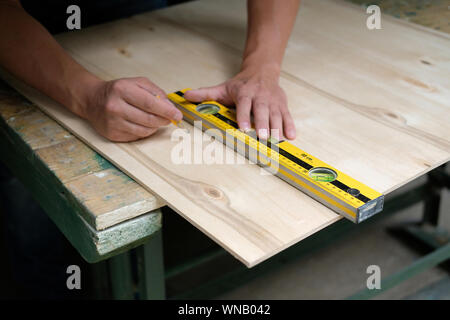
[287,129,296,140]
[240,122,250,132]
[174,111,183,121]
[270,128,280,140]
[258,129,268,140]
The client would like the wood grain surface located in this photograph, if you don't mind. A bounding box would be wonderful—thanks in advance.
[2,0,449,267]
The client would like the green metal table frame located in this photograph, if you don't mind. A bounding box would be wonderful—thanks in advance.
[348,164,450,299]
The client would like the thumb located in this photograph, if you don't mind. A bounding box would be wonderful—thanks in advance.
[184,85,226,103]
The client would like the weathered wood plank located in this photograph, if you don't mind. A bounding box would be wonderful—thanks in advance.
[66,168,163,230]
[35,137,112,183]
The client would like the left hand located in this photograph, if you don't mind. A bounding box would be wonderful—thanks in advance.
[184,67,296,140]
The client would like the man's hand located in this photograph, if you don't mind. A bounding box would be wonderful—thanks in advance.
[0,3,182,143]
[83,77,182,142]
[184,67,296,140]
[185,0,300,141]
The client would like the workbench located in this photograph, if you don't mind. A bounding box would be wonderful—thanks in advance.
[0,0,449,299]
[0,79,167,298]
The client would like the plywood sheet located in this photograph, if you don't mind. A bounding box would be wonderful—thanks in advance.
[2,0,449,267]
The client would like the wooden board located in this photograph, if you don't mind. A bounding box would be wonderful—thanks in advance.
[2,0,449,267]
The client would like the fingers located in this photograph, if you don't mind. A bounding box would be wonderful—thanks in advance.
[134,77,166,98]
[269,108,283,140]
[249,96,296,140]
[122,120,158,139]
[253,98,270,140]
[114,78,183,121]
[250,87,295,140]
[123,103,171,128]
[235,94,252,132]
[106,131,139,142]
[282,108,296,140]
[184,85,230,104]
[98,108,161,142]
[100,119,157,142]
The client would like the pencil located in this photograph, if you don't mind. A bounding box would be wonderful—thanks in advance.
[153,94,188,132]
[170,119,187,131]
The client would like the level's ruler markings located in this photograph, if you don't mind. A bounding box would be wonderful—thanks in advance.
[168,89,384,223]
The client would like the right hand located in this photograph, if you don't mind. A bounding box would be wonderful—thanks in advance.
[82,77,182,142]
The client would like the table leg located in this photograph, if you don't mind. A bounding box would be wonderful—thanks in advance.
[91,260,110,299]
[423,164,447,225]
[109,251,134,300]
[348,241,450,300]
[137,230,166,300]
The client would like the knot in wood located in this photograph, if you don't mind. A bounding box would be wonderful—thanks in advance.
[203,186,223,199]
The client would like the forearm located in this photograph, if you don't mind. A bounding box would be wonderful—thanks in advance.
[0,0,101,118]
[243,0,300,74]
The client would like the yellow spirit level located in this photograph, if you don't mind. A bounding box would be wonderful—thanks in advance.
[168,89,384,223]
